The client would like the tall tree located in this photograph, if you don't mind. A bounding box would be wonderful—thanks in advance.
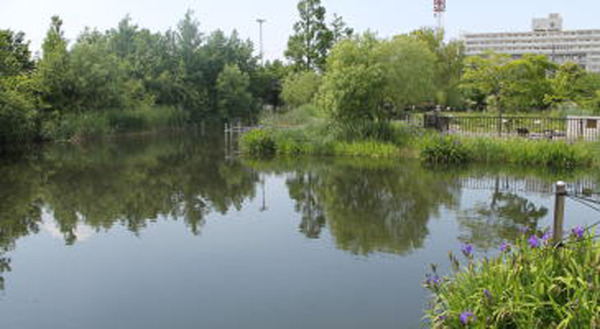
[330,14,353,44]
[35,16,73,113]
[216,64,254,121]
[285,0,332,72]
[0,30,34,76]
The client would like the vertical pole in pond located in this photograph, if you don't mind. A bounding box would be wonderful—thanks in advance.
[224,122,229,155]
[553,181,567,244]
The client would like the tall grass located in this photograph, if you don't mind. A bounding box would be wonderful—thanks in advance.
[420,135,595,169]
[239,128,403,158]
[425,228,600,328]
[41,106,188,142]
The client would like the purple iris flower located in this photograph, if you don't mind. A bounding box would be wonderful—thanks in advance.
[572,226,585,239]
[542,231,552,242]
[499,242,510,252]
[461,243,474,257]
[483,289,493,302]
[528,235,541,249]
[460,311,475,325]
[425,274,441,287]
[520,226,530,234]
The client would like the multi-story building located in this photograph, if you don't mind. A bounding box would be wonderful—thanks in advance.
[463,14,600,73]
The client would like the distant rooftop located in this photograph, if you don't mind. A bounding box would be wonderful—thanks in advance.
[532,13,563,32]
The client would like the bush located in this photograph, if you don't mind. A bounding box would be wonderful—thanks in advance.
[420,135,472,165]
[0,86,37,143]
[425,227,600,328]
[420,135,594,169]
[281,71,322,108]
[239,129,277,156]
[327,120,415,145]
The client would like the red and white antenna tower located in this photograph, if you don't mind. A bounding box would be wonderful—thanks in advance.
[434,0,446,34]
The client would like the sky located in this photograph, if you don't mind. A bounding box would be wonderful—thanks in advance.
[1,0,599,61]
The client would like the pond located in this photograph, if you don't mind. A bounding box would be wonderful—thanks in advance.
[0,132,598,329]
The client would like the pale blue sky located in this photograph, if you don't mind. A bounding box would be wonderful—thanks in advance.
[1,0,598,60]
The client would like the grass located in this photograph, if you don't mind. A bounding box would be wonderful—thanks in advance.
[242,106,600,169]
[420,134,597,170]
[425,227,600,328]
[41,106,189,142]
[239,127,405,158]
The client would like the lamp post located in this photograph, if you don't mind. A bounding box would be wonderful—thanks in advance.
[256,18,266,63]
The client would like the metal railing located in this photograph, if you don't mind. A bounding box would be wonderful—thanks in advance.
[422,114,600,141]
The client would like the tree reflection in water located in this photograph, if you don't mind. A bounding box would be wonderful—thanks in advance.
[457,178,549,250]
[0,133,259,288]
[267,159,461,255]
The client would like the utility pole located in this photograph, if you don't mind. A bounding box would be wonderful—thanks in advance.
[256,18,266,63]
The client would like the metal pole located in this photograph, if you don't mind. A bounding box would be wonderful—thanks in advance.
[553,181,567,244]
[256,19,266,63]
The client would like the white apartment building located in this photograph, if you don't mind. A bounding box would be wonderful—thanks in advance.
[463,14,600,73]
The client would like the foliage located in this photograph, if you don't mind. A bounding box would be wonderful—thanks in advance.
[425,228,600,328]
[327,120,416,146]
[281,70,322,107]
[0,11,269,145]
[0,30,34,76]
[216,64,254,121]
[285,0,333,72]
[420,135,594,169]
[239,129,278,157]
[409,28,465,108]
[420,134,472,165]
[316,33,386,121]
[260,104,323,127]
[461,51,600,112]
[317,33,437,122]
[376,36,437,111]
[0,79,37,143]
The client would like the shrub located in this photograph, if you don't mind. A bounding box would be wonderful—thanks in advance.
[327,120,414,145]
[281,71,322,108]
[239,129,277,156]
[425,227,600,328]
[420,135,472,165]
[420,135,594,169]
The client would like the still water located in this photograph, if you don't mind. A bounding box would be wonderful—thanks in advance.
[0,132,598,329]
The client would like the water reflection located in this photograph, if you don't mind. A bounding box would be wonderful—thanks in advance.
[252,158,461,255]
[0,133,259,287]
[0,134,596,293]
[457,191,548,250]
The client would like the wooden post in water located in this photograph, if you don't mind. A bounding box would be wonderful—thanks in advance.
[553,181,567,244]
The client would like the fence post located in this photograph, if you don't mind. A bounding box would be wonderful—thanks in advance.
[497,112,502,137]
[553,181,567,244]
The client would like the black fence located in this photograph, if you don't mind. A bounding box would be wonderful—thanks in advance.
[420,114,600,141]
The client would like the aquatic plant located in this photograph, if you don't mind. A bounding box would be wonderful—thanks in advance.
[424,227,600,328]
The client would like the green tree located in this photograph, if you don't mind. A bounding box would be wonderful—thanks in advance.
[251,60,290,110]
[0,30,34,76]
[330,14,353,44]
[460,52,511,111]
[499,54,555,111]
[410,28,465,108]
[316,33,385,121]
[285,0,332,72]
[216,64,254,121]
[377,36,437,112]
[0,30,37,143]
[281,70,322,107]
[545,62,600,110]
[317,33,437,121]
[35,16,73,114]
